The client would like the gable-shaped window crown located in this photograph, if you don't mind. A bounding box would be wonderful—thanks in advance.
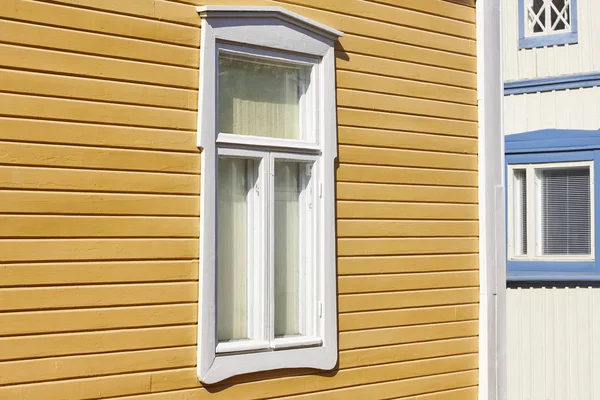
[518,0,578,48]
[196,6,342,384]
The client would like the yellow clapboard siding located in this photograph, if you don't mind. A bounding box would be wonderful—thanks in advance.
[0,141,200,174]
[0,18,198,68]
[337,220,478,238]
[0,166,198,194]
[337,53,476,89]
[337,71,476,105]
[287,370,478,400]
[0,191,199,216]
[397,386,478,400]
[339,321,478,350]
[0,93,196,131]
[338,126,477,154]
[277,0,475,39]
[0,68,197,110]
[337,89,478,122]
[0,304,197,336]
[337,201,478,220]
[338,254,479,275]
[338,146,477,171]
[340,304,479,331]
[0,44,198,88]
[339,271,479,294]
[339,287,479,313]
[0,346,196,386]
[337,35,476,72]
[0,282,198,312]
[1,260,198,286]
[0,118,198,152]
[337,164,477,187]
[0,325,197,362]
[338,108,477,138]
[338,238,478,256]
[336,182,477,204]
[0,0,199,47]
[0,239,198,264]
[372,0,476,23]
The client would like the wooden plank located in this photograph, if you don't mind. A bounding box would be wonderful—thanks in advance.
[0,166,199,194]
[339,271,479,294]
[336,182,477,204]
[336,71,476,105]
[0,0,199,47]
[336,165,477,187]
[338,127,477,154]
[338,254,479,275]
[0,141,200,174]
[339,287,479,312]
[338,238,478,256]
[370,0,476,22]
[0,282,198,311]
[0,69,197,110]
[0,93,196,131]
[0,260,198,286]
[292,370,478,400]
[0,346,196,386]
[337,89,477,122]
[0,191,199,216]
[396,386,478,400]
[0,18,198,68]
[337,201,478,220]
[339,321,478,350]
[337,35,476,72]
[0,304,197,336]
[0,44,198,88]
[338,146,477,171]
[0,118,198,152]
[340,304,479,331]
[0,239,198,263]
[337,220,478,238]
[0,325,196,361]
[337,53,476,89]
[338,109,477,137]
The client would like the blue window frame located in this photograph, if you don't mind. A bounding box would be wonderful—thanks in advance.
[518,0,578,49]
[506,129,600,281]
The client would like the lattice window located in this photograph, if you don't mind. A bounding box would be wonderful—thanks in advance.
[525,0,572,36]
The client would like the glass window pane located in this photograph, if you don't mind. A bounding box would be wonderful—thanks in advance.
[217,158,253,342]
[274,161,308,337]
[513,169,528,256]
[218,53,310,140]
[541,166,591,256]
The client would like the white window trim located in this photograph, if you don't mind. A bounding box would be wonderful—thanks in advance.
[507,161,595,261]
[196,6,342,385]
[524,0,573,37]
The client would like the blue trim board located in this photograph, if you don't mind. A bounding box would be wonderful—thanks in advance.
[504,72,600,95]
[506,129,600,281]
[518,0,578,49]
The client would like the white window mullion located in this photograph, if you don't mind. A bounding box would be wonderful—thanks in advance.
[526,165,537,259]
[267,152,276,346]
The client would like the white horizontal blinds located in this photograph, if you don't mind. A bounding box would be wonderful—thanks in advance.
[218,53,310,140]
[541,166,591,256]
[513,169,528,256]
[526,0,571,36]
[217,158,253,342]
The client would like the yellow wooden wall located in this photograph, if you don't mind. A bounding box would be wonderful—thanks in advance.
[0,0,479,398]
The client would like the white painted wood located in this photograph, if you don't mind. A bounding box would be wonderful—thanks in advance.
[504,86,600,134]
[507,286,600,400]
[502,0,600,80]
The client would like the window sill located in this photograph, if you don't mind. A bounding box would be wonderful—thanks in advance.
[519,32,578,49]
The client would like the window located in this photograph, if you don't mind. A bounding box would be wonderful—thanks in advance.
[509,162,594,261]
[196,6,342,384]
[518,0,578,48]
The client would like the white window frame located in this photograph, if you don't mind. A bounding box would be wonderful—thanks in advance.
[507,161,595,261]
[196,6,342,384]
[524,0,573,37]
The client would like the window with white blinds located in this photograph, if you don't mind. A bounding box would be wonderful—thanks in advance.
[508,162,594,261]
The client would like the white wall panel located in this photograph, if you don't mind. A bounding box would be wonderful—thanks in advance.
[504,86,600,134]
[502,0,600,80]
[507,286,600,400]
